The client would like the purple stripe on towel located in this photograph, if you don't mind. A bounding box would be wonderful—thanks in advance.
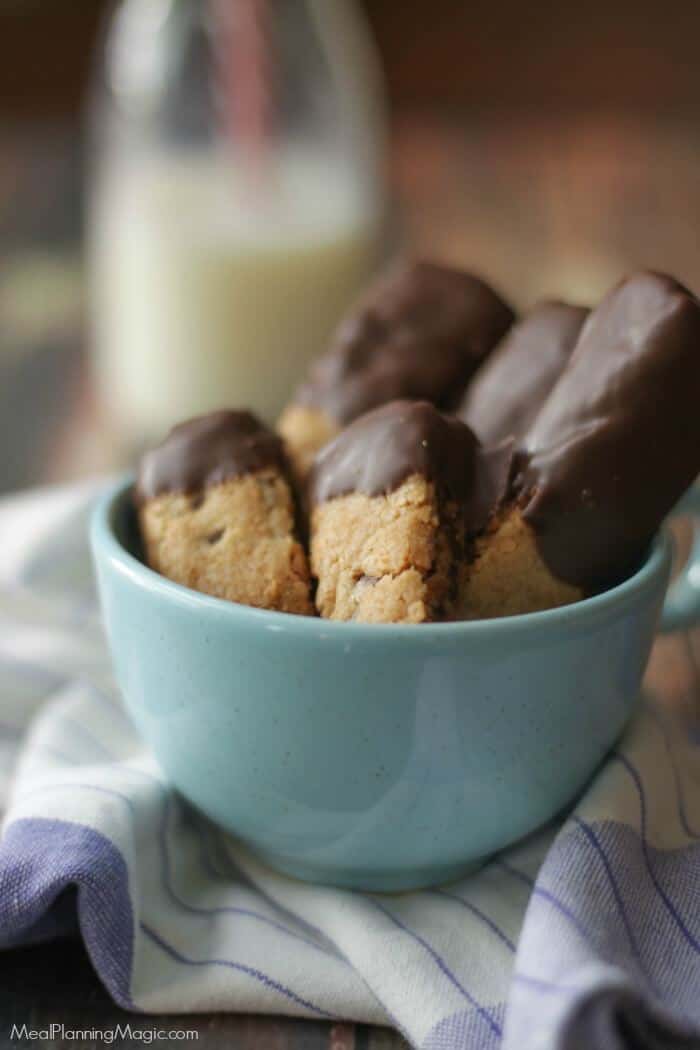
[497,860,598,954]
[430,888,516,954]
[367,897,502,1039]
[421,1003,505,1050]
[646,708,700,841]
[140,921,334,1018]
[159,794,337,959]
[572,817,652,979]
[0,818,134,1007]
[613,753,700,953]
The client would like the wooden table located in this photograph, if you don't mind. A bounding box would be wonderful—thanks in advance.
[0,940,400,1050]
[0,117,698,1049]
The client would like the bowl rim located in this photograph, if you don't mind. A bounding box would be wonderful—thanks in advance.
[91,476,672,639]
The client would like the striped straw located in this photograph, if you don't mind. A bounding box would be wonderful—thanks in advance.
[212,0,272,190]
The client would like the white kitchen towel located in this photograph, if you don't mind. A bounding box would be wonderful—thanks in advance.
[0,480,699,1050]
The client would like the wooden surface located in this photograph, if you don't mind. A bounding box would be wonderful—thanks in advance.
[0,940,404,1050]
[7,2,700,121]
[0,119,699,1048]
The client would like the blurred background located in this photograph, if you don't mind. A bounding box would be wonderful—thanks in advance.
[3,0,700,494]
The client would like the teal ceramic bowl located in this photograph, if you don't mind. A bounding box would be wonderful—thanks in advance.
[91,479,700,891]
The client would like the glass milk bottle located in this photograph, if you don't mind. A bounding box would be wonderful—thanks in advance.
[89,0,386,443]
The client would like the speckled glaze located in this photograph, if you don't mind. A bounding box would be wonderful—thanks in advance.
[91,479,700,891]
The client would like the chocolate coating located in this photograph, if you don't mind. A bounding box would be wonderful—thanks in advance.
[296,261,514,424]
[135,410,288,503]
[515,272,700,589]
[309,399,511,534]
[460,301,588,443]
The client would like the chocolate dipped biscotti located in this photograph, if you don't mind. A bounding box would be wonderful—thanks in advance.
[308,400,509,623]
[459,300,588,444]
[463,271,700,618]
[279,260,514,478]
[135,410,314,615]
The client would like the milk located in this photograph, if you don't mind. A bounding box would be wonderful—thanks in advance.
[90,148,380,441]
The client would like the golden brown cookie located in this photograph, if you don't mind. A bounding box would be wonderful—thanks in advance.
[277,403,339,484]
[311,474,467,623]
[135,410,313,615]
[462,508,582,619]
[308,400,505,623]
